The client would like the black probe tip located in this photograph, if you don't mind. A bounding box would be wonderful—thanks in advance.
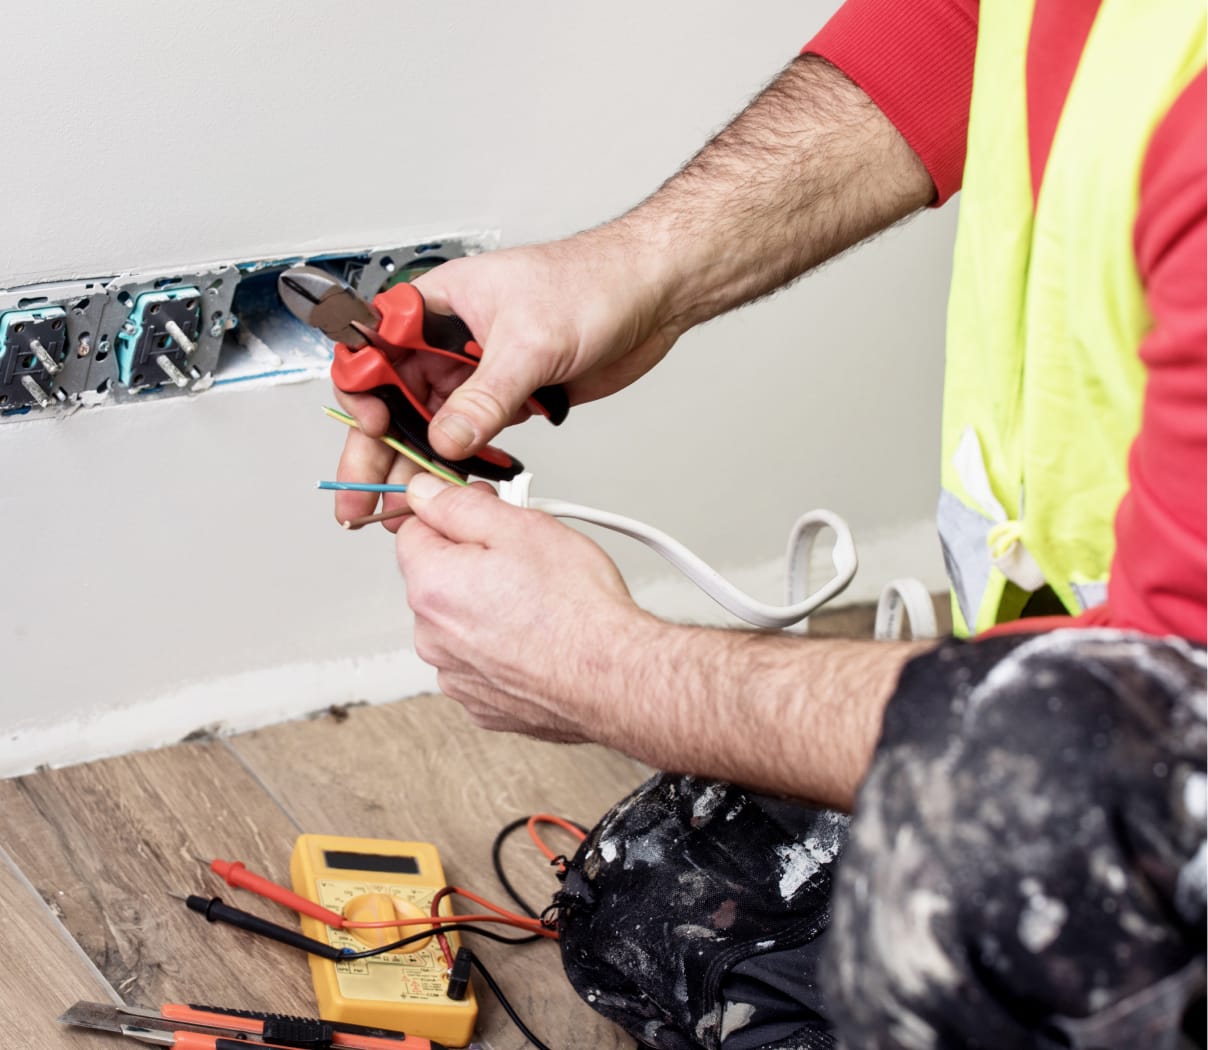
[185,894,219,919]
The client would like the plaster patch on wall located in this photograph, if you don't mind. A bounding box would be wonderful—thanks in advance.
[0,649,437,777]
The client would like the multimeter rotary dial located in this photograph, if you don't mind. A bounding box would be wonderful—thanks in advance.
[342,892,434,953]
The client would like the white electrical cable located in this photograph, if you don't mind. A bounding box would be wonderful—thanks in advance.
[874,578,939,640]
[500,473,858,630]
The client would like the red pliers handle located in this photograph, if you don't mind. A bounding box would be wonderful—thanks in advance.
[278,266,568,481]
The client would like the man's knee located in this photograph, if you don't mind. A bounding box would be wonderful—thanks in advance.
[826,631,1207,1050]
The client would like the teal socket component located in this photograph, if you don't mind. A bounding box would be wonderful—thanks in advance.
[115,288,201,387]
[0,305,68,394]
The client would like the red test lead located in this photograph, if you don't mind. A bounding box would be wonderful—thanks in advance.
[210,858,345,927]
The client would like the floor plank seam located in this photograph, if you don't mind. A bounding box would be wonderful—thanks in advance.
[0,839,123,1006]
[218,735,307,833]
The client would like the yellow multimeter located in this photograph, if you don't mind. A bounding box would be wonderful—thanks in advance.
[289,833,477,1048]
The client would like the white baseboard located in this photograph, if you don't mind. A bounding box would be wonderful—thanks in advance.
[0,651,438,779]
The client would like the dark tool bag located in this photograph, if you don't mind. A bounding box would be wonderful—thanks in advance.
[554,773,848,1050]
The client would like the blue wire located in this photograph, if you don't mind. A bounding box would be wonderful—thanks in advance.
[316,481,409,494]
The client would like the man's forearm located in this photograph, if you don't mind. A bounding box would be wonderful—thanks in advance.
[605,54,934,334]
[588,616,934,812]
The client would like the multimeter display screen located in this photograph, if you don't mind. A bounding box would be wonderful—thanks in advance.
[323,850,421,875]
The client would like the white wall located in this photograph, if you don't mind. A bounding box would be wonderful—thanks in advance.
[0,1,956,775]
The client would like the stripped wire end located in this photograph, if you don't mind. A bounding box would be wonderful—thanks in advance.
[341,507,412,531]
[321,406,468,487]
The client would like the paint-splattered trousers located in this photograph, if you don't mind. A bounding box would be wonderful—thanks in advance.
[555,630,1207,1050]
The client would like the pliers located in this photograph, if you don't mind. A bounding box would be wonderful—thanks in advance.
[277,265,569,481]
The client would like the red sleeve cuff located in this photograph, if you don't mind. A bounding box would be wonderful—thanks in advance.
[976,605,1112,641]
[803,0,978,206]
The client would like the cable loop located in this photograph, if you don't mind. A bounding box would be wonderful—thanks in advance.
[503,475,858,629]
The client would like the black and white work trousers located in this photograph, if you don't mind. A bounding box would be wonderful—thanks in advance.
[555,630,1207,1050]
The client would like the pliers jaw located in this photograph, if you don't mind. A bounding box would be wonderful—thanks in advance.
[277,266,381,348]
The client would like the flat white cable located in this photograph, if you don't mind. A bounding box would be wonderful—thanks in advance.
[874,578,939,640]
[499,472,858,630]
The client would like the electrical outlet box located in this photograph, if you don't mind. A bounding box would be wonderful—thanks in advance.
[0,232,495,418]
[219,239,478,390]
[98,267,239,397]
[349,242,466,300]
[0,306,68,407]
[0,282,107,413]
[114,288,203,389]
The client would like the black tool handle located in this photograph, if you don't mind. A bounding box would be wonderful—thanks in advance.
[186,895,344,961]
[211,1040,288,1050]
[529,380,570,425]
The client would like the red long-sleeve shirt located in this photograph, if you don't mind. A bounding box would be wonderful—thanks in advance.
[806,0,1207,643]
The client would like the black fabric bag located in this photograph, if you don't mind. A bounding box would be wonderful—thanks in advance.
[555,773,848,1050]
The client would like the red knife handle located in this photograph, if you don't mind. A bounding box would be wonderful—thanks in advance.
[172,1034,286,1050]
[164,1004,442,1049]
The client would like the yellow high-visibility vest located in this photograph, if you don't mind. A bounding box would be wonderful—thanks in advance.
[940,0,1205,635]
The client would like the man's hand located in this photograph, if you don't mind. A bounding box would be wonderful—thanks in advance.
[332,232,682,530]
[414,236,684,459]
[333,55,932,529]
[396,472,654,742]
[397,472,933,810]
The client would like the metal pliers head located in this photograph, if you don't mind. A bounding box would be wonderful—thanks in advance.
[277,265,380,349]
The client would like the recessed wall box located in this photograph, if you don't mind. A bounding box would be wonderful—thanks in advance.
[0,306,68,407]
[114,288,203,389]
[100,267,240,397]
[0,232,495,418]
[0,282,107,413]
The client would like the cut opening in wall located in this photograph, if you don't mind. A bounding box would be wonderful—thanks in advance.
[0,235,489,420]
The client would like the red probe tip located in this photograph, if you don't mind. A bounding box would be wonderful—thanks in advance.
[210,859,245,884]
[207,856,346,928]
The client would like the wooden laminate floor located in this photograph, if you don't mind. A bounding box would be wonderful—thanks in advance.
[0,695,647,1050]
[0,599,949,1050]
